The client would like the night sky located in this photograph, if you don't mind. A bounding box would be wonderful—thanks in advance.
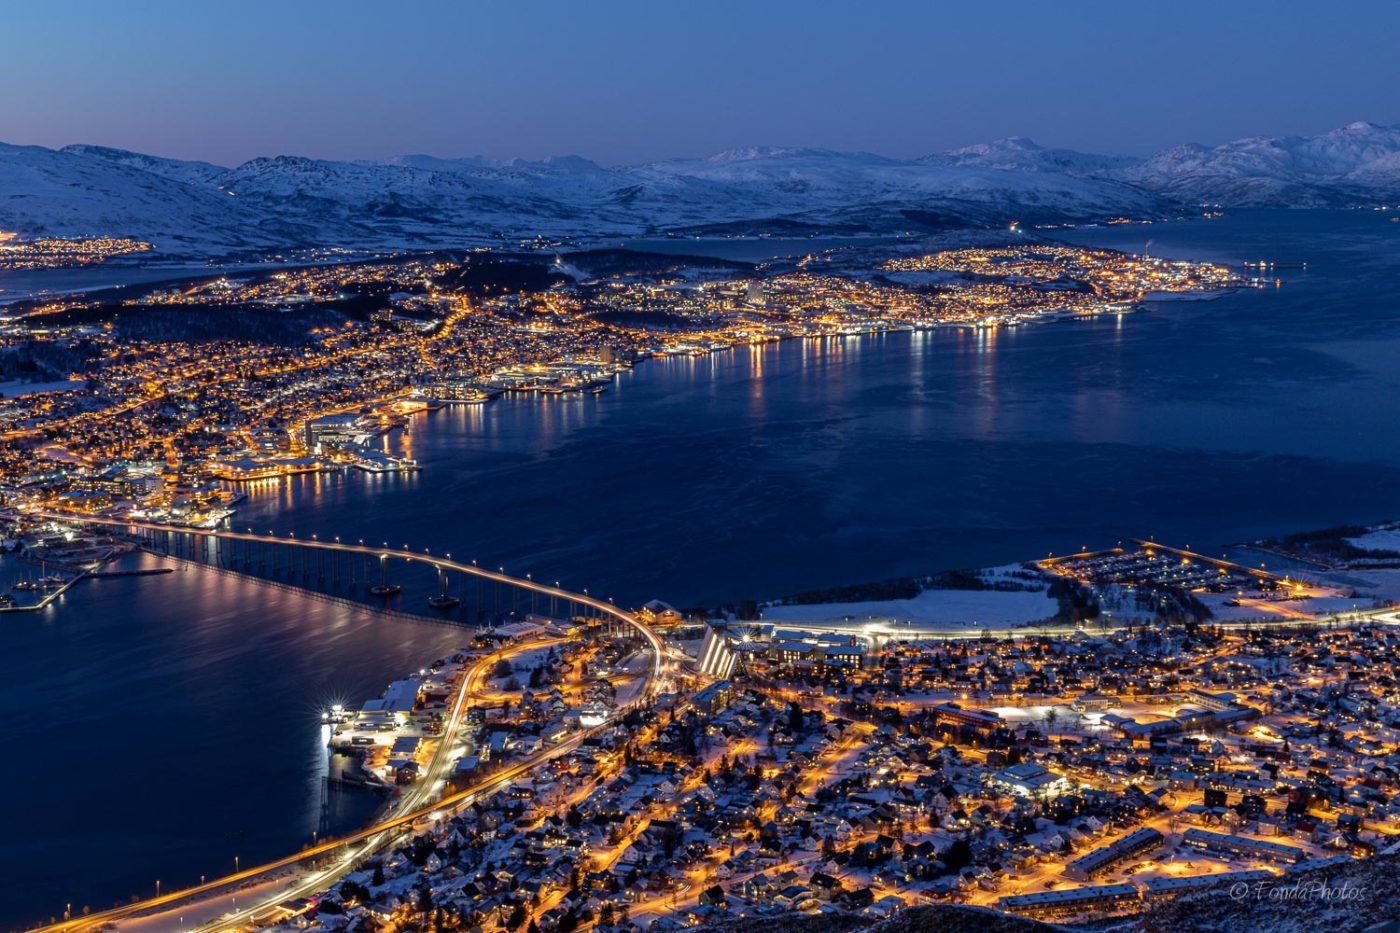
[3,0,1398,166]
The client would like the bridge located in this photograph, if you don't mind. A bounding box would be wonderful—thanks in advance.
[32,512,661,650]
[25,512,672,932]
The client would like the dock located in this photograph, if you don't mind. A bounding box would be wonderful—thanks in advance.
[0,571,88,613]
[88,567,176,578]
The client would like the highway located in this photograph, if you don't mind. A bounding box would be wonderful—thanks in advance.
[385,636,563,837]
[177,635,571,932]
[34,739,583,931]
[25,515,669,933]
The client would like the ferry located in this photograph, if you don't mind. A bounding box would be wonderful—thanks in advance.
[351,454,419,474]
[1243,260,1308,271]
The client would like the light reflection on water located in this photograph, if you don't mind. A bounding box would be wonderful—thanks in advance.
[0,551,467,925]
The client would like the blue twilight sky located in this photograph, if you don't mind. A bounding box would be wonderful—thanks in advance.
[2,0,1397,167]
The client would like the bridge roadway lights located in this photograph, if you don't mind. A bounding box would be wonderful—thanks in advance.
[40,512,668,681]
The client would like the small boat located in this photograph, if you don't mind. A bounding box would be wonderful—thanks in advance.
[428,594,461,610]
[369,583,402,598]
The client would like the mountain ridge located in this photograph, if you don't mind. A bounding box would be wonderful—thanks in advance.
[4,121,1399,257]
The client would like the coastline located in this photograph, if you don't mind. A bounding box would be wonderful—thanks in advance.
[202,283,1191,510]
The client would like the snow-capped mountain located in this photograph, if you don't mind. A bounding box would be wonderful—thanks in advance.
[925,136,1140,175]
[0,142,284,254]
[59,144,228,186]
[1121,121,1400,206]
[630,146,1162,224]
[2,121,1398,257]
[930,124,1400,206]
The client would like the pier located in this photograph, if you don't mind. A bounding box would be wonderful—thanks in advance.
[0,569,87,613]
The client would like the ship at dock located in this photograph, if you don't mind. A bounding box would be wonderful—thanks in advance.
[409,381,499,405]
[350,452,419,474]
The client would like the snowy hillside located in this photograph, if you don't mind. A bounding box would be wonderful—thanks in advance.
[3,121,1399,257]
[0,142,283,254]
[1121,121,1400,206]
[61,144,228,186]
[926,136,1140,175]
[930,124,1400,207]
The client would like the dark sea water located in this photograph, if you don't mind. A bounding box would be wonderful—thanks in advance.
[614,235,898,261]
[4,209,1400,925]
[0,556,467,926]
[0,264,215,304]
[238,210,1400,604]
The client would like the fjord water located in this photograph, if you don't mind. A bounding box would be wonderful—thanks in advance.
[4,209,1400,926]
[0,555,468,926]
[237,210,1400,605]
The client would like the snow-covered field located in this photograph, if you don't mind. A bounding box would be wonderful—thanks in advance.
[1193,592,1366,622]
[1192,560,1400,622]
[0,378,83,397]
[762,586,1057,631]
[1345,529,1400,555]
[1323,567,1400,598]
